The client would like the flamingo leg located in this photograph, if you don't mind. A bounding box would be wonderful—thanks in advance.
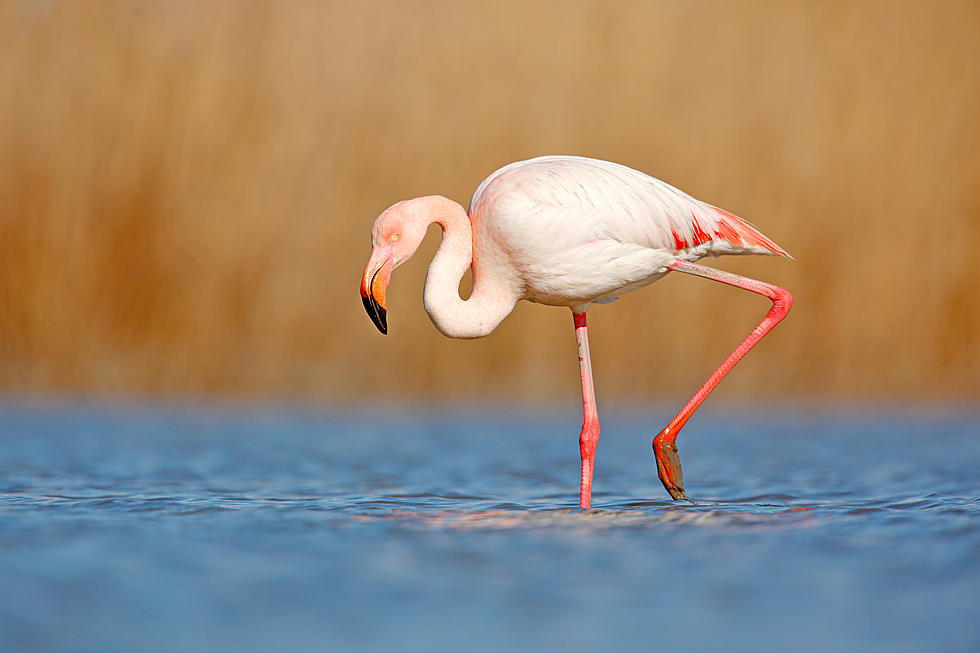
[574,311,600,509]
[653,260,793,503]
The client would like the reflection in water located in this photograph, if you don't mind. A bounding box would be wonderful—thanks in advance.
[357,505,821,532]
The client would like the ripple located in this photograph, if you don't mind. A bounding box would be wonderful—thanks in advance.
[0,404,978,653]
[726,493,799,503]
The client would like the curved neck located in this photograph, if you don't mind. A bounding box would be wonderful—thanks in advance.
[420,196,517,339]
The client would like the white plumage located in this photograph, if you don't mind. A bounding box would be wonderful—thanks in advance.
[467,155,788,307]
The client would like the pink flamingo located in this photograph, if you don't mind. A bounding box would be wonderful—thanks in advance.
[360,156,792,508]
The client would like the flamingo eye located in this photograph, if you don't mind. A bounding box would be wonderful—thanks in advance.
[391,233,399,242]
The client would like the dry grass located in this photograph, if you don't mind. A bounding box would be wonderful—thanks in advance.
[1,0,978,403]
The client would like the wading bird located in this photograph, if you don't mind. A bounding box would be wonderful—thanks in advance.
[360,156,792,508]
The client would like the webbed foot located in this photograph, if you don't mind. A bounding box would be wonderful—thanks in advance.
[653,432,696,504]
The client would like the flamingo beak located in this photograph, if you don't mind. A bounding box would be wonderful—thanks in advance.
[360,247,393,334]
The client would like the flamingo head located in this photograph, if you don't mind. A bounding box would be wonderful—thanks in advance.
[360,199,431,334]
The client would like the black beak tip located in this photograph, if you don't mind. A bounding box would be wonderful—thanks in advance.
[361,293,388,335]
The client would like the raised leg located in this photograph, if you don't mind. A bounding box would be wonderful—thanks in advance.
[574,311,600,509]
[653,260,793,502]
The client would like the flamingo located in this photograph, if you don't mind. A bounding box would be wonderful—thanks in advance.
[360,155,792,508]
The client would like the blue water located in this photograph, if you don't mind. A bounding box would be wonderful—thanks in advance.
[0,402,978,653]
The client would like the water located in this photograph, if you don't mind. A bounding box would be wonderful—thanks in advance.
[0,401,977,653]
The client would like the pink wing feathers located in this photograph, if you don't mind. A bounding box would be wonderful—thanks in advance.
[671,204,791,259]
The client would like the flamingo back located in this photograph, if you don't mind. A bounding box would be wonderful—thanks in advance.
[469,155,790,260]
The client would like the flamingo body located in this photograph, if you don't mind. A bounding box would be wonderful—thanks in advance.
[360,156,793,508]
[466,156,788,308]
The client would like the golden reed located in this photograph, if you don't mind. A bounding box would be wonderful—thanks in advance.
[1,1,977,402]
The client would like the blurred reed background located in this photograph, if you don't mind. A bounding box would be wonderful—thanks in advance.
[0,0,977,404]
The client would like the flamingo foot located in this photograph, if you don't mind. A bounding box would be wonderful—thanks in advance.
[653,432,696,504]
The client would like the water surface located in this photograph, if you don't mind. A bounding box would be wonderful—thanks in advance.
[1,402,977,652]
